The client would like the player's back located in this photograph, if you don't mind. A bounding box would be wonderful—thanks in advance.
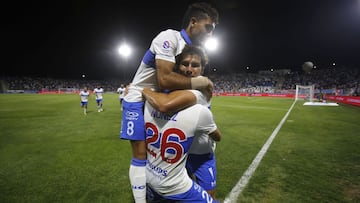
[144,102,211,196]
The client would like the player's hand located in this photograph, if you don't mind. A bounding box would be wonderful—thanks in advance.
[125,84,130,95]
[142,87,150,101]
[191,76,211,90]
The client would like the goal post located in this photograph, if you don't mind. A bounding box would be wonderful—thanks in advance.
[295,85,315,102]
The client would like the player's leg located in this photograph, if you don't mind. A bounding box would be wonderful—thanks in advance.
[129,140,147,202]
[96,99,101,112]
[99,99,103,111]
[84,102,88,115]
[121,100,146,203]
[81,102,87,115]
[186,153,217,199]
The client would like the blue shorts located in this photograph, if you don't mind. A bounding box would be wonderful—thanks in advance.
[96,98,103,103]
[80,101,88,107]
[186,153,216,191]
[147,181,219,203]
[120,101,145,141]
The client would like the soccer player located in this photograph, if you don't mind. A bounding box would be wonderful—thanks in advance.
[79,86,90,115]
[120,3,219,202]
[142,45,219,199]
[93,85,104,112]
[116,83,126,111]
[143,92,221,202]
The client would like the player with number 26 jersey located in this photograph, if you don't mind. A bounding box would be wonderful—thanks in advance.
[144,101,219,202]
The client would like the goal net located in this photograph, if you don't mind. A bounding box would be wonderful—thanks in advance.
[295,85,314,102]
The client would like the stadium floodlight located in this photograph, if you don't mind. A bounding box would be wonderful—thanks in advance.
[204,37,218,51]
[118,44,131,58]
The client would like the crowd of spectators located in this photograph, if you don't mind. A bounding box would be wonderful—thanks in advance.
[0,76,125,93]
[1,66,359,96]
[208,66,359,96]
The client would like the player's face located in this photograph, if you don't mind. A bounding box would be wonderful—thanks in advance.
[178,54,202,77]
[190,17,215,45]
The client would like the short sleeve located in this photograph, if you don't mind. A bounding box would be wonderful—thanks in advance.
[151,29,178,63]
[197,105,217,135]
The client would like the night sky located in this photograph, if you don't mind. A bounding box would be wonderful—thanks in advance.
[3,0,360,80]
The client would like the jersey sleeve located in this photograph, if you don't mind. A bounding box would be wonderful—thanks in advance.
[197,106,217,135]
[151,29,178,63]
[188,90,210,107]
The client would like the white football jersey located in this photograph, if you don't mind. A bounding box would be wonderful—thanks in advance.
[125,29,191,102]
[144,102,217,196]
[117,87,126,99]
[187,90,216,154]
[94,88,104,99]
[79,91,89,102]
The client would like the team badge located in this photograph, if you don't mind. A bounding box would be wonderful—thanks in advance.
[162,41,170,49]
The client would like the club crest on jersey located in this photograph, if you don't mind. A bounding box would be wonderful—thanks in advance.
[162,41,170,49]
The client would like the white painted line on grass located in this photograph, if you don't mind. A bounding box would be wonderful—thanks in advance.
[224,100,297,203]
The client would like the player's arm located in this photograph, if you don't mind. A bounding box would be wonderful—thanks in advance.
[156,59,191,90]
[142,87,197,113]
[209,128,221,142]
[156,59,212,91]
[198,106,221,142]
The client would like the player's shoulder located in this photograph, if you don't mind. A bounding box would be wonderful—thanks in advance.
[186,103,206,112]
[187,90,209,106]
[155,29,180,39]
[160,28,179,34]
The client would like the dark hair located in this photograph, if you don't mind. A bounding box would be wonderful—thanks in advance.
[174,45,208,73]
[181,2,219,29]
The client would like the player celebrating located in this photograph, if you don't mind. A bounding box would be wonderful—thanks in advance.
[79,86,90,115]
[143,91,221,202]
[120,2,219,202]
[142,45,219,199]
[116,83,126,111]
[93,85,104,112]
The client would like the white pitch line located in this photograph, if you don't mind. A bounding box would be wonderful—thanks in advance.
[224,100,297,203]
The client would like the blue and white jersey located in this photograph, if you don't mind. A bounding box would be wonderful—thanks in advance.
[188,89,209,107]
[187,90,216,154]
[117,87,126,99]
[144,102,217,196]
[79,91,89,102]
[94,88,104,100]
[125,29,192,102]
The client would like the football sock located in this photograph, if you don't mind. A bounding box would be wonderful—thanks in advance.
[129,158,146,203]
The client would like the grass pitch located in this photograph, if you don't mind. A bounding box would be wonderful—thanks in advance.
[0,94,359,202]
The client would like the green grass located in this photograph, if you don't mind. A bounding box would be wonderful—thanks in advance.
[0,94,359,202]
